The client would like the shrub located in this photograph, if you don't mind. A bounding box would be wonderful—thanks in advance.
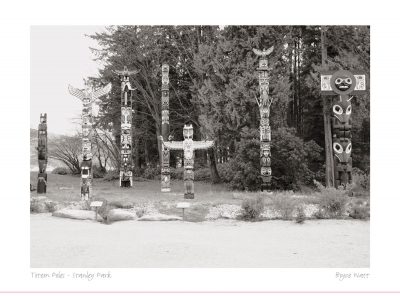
[227,129,261,191]
[92,165,106,178]
[52,167,69,175]
[314,180,348,218]
[194,167,211,181]
[240,196,265,221]
[271,193,298,220]
[295,205,306,224]
[272,128,323,190]
[170,167,184,180]
[142,166,160,180]
[349,204,370,220]
[94,198,118,222]
[218,127,324,191]
[351,167,370,192]
[217,162,235,183]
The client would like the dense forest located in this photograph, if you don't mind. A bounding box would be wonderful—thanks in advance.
[76,25,369,191]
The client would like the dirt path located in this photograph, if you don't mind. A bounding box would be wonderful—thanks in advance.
[31,214,369,268]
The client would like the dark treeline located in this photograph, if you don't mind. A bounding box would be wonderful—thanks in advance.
[87,25,370,191]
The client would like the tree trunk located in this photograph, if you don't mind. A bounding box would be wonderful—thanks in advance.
[321,26,335,187]
[208,147,221,183]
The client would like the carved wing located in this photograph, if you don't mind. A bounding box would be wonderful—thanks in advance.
[93,83,112,99]
[163,141,183,151]
[253,48,264,56]
[68,84,85,100]
[265,46,274,56]
[193,140,214,150]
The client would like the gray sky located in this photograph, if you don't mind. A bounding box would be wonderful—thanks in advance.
[30,26,106,135]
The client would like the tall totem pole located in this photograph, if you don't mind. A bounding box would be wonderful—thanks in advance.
[253,46,274,192]
[114,66,139,187]
[321,70,368,188]
[37,113,48,194]
[161,63,171,192]
[160,124,214,199]
[68,83,112,200]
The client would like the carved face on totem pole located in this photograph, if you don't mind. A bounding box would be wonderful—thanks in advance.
[162,148,170,165]
[81,166,90,178]
[333,96,352,124]
[82,126,90,137]
[162,110,169,124]
[333,138,352,163]
[183,124,194,140]
[330,70,356,96]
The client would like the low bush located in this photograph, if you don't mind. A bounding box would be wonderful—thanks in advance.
[313,180,348,218]
[142,166,160,180]
[94,198,118,222]
[170,167,184,180]
[240,196,265,221]
[348,197,370,220]
[349,204,370,220]
[52,167,69,175]
[351,167,370,193]
[270,193,299,220]
[92,165,106,178]
[295,205,306,224]
[194,168,211,181]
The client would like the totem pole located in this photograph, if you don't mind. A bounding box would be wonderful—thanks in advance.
[253,46,274,192]
[68,83,112,200]
[37,113,48,194]
[321,70,368,188]
[160,123,214,199]
[161,64,171,192]
[114,66,139,187]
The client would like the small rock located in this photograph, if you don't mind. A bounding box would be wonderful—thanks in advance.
[52,209,103,222]
[138,213,182,221]
[107,209,137,222]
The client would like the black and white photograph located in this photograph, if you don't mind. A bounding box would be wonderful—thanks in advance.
[29,25,370,268]
[1,0,400,294]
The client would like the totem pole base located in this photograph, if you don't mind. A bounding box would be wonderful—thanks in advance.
[184,193,194,199]
[121,181,131,188]
[37,181,46,194]
[37,173,47,194]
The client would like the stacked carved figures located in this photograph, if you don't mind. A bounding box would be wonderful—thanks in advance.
[37,113,48,194]
[161,64,171,192]
[68,83,112,200]
[321,70,368,188]
[253,46,274,192]
[114,67,139,187]
[160,124,214,199]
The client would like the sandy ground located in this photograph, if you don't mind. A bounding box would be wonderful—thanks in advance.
[31,214,369,268]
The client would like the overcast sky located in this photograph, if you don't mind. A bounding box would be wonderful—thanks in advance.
[30,26,106,135]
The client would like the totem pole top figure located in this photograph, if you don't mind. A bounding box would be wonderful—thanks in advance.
[114,66,140,90]
[68,83,112,106]
[321,69,368,97]
[253,46,274,71]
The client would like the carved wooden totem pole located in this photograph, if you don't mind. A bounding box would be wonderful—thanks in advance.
[160,124,214,199]
[253,46,274,192]
[37,113,48,194]
[68,83,112,200]
[114,66,139,187]
[161,64,171,192]
[321,70,368,188]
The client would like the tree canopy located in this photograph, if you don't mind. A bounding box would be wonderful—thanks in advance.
[86,25,370,190]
